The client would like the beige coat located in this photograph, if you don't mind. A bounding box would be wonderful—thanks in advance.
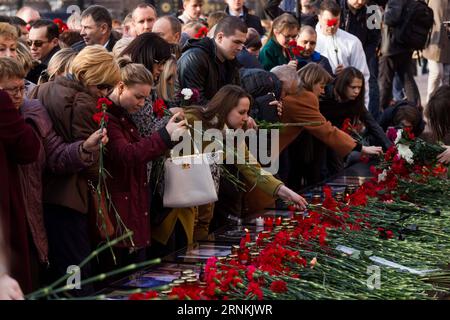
[423,0,450,63]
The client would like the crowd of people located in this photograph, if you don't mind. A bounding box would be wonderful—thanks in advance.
[0,0,449,299]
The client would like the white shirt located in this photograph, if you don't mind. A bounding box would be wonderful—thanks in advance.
[315,25,371,108]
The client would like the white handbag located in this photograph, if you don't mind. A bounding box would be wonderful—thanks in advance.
[163,133,221,208]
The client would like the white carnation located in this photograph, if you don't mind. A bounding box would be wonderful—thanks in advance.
[181,88,193,100]
[397,144,414,164]
[377,169,388,183]
[394,129,402,145]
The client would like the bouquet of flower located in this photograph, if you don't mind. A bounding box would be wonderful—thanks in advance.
[287,40,305,60]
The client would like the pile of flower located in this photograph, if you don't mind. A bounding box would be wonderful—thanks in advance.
[128,129,449,300]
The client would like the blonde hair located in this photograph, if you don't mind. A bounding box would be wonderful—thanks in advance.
[47,48,77,80]
[156,56,176,101]
[297,63,332,92]
[0,22,19,41]
[117,55,153,87]
[0,56,26,80]
[269,13,299,39]
[15,40,34,74]
[69,45,120,87]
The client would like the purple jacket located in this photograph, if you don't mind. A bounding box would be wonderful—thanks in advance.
[19,99,93,263]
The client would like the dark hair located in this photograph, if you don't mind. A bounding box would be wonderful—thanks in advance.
[425,85,450,141]
[393,103,425,137]
[214,16,247,37]
[190,85,253,129]
[31,19,59,40]
[0,16,11,23]
[319,0,342,16]
[59,30,83,47]
[334,67,365,114]
[245,28,262,50]
[10,16,27,27]
[81,5,112,29]
[119,32,172,74]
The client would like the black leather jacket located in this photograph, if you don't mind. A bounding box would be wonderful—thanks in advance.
[175,37,241,106]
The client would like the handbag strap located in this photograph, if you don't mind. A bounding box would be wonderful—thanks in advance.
[170,127,201,158]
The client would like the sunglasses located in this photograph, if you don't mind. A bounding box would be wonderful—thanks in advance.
[27,40,49,48]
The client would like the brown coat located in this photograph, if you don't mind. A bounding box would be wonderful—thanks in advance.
[423,0,450,63]
[245,90,357,213]
[30,76,99,214]
[280,90,357,157]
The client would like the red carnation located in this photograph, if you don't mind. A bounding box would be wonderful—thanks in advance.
[194,26,209,39]
[327,18,338,27]
[153,98,167,118]
[96,97,113,110]
[92,112,108,125]
[270,280,288,293]
[53,18,69,34]
[245,282,263,300]
[341,118,352,134]
[129,290,158,300]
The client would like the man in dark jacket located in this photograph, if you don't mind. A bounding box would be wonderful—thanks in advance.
[225,0,265,36]
[296,26,334,75]
[339,0,382,120]
[175,16,247,105]
[72,5,120,52]
[26,19,60,84]
[379,0,420,110]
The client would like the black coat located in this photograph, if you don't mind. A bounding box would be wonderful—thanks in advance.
[320,95,392,150]
[339,0,381,58]
[175,37,241,106]
[240,68,282,122]
[380,0,412,56]
[225,6,265,36]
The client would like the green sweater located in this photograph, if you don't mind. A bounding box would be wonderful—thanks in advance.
[259,37,290,71]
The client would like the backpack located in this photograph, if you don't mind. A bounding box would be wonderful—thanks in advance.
[394,0,434,50]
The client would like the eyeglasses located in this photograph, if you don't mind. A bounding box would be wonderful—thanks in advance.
[0,85,25,96]
[27,40,49,48]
